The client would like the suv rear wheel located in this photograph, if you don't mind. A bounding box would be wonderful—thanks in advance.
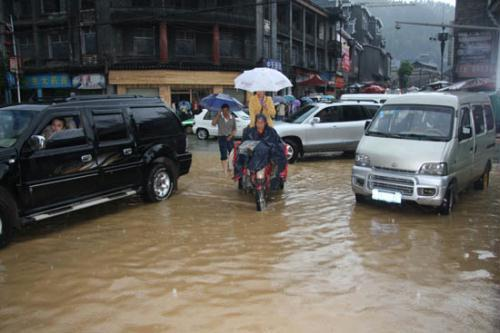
[0,187,17,249]
[196,128,209,140]
[144,161,177,202]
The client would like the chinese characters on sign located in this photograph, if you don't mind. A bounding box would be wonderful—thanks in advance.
[455,31,496,79]
[22,73,72,89]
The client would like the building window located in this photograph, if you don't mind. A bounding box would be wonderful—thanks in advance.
[132,0,151,6]
[132,28,155,56]
[80,0,95,10]
[220,32,243,59]
[12,0,32,19]
[175,31,195,56]
[292,45,299,65]
[41,0,66,14]
[18,34,34,60]
[81,27,97,55]
[48,32,69,59]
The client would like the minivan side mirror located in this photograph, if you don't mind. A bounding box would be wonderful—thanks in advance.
[28,135,46,151]
[459,126,472,140]
[311,117,320,125]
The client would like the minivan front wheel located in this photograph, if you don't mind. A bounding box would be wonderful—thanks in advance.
[144,162,177,202]
[0,187,17,249]
[438,185,455,216]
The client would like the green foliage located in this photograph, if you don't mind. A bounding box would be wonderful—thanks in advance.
[398,60,413,89]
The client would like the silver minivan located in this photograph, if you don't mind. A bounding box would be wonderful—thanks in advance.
[352,92,496,215]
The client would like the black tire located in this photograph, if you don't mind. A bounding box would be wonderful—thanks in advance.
[355,194,367,203]
[284,138,300,164]
[238,178,243,190]
[196,128,209,140]
[256,190,266,211]
[143,161,177,202]
[438,185,455,216]
[474,167,490,191]
[0,187,18,249]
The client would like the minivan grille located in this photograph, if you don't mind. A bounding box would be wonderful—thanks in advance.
[373,166,416,174]
[368,174,415,196]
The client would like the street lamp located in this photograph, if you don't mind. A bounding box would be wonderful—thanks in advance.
[429,27,449,81]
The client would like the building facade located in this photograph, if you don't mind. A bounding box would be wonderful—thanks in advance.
[453,0,499,83]
[2,0,347,105]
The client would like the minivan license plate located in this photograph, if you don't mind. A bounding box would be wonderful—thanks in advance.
[372,189,402,204]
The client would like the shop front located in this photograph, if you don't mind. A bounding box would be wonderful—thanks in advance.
[22,73,72,101]
[109,69,246,112]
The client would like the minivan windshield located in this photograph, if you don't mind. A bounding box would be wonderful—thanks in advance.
[367,105,454,141]
[286,105,319,124]
[0,110,38,148]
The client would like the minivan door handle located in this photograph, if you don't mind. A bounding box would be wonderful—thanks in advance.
[81,154,93,163]
[123,148,133,156]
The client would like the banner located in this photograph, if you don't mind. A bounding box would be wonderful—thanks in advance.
[72,74,106,90]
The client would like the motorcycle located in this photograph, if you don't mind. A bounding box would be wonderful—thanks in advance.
[233,140,288,211]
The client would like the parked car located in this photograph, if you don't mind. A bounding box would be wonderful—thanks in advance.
[352,92,496,215]
[340,93,398,104]
[0,96,192,248]
[275,102,380,162]
[193,109,250,140]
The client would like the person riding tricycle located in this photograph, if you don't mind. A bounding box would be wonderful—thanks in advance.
[233,114,288,211]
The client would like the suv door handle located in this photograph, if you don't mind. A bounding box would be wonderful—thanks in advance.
[81,154,93,163]
[123,148,133,156]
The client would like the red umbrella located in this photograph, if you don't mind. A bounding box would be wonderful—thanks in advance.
[361,85,386,93]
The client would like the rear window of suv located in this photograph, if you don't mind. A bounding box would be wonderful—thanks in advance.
[132,107,182,139]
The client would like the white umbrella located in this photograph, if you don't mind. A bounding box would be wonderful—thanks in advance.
[234,67,293,92]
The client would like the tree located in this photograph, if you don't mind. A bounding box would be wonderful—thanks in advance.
[398,60,413,90]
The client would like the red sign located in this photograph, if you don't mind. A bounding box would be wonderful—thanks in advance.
[9,57,19,73]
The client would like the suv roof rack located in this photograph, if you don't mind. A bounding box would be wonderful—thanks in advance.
[64,95,160,102]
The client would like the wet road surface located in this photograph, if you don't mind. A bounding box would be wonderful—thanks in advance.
[1,139,499,332]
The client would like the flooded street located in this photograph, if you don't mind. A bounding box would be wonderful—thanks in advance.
[1,139,499,333]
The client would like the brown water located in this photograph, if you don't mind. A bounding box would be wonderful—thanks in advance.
[1,142,500,333]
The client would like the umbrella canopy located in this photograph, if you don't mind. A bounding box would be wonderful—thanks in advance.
[361,85,386,94]
[200,93,244,113]
[272,96,287,105]
[234,67,293,92]
[439,78,495,92]
[300,97,313,105]
[284,95,295,103]
[297,74,328,87]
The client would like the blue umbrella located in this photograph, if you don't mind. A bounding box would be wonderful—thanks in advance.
[300,97,313,105]
[200,93,244,113]
[284,95,295,103]
[272,96,287,105]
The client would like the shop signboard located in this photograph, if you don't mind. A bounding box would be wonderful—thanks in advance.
[341,37,351,73]
[22,73,72,89]
[265,58,282,72]
[72,74,106,90]
[455,31,496,79]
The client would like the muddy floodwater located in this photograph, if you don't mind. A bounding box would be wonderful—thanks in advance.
[1,139,499,333]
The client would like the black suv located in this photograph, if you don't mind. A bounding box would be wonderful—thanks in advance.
[0,96,192,248]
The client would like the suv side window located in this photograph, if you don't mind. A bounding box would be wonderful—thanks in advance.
[484,105,494,131]
[341,105,365,121]
[316,106,340,123]
[132,106,182,138]
[93,112,129,142]
[472,105,485,135]
[39,114,87,148]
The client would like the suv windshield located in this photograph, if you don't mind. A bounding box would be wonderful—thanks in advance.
[367,105,454,141]
[0,110,38,148]
[286,105,318,124]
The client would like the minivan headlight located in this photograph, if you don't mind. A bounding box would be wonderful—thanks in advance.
[355,153,371,167]
[419,162,448,176]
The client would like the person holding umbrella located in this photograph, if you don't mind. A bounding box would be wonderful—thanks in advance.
[249,91,276,127]
[234,67,293,127]
[212,103,237,175]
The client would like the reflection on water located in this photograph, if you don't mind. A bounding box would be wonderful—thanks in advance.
[1,141,499,332]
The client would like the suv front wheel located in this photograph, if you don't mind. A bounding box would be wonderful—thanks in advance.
[144,161,177,202]
[0,187,17,249]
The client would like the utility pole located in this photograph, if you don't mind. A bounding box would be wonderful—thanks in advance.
[429,27,449,80]
[9,15,21,103]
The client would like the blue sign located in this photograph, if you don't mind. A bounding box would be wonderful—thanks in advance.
[22,73,72,89]
[265,59,283,72]
[6,72,16,88]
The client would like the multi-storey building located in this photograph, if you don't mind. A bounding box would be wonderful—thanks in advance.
[2,0,343,105]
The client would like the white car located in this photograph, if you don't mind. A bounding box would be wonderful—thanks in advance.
[275,101,380,162]
[193,109,250,140]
